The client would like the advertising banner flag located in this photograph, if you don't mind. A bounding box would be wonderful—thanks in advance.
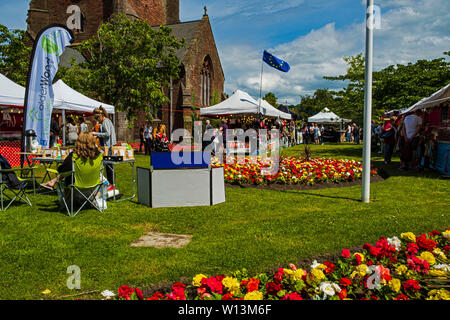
[23,25,73,148]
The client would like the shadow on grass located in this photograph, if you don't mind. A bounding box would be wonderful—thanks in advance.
[279,189,361,202]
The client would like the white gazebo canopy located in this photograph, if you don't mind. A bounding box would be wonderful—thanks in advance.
[53,80,115,114]
[256,98,291,120]
[308,107,350,124]
[0,73,25,107]
[200,89,259,116]
[401,84,450,115]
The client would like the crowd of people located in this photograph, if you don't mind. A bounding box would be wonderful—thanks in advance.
[49,114,99,147]
[139,122,169,155]
[372,109,438,170]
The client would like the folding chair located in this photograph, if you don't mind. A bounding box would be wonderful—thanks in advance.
[0,168,33,212]
[50,153,106,217]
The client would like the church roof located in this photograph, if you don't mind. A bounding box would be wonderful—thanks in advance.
[153,20,202,61]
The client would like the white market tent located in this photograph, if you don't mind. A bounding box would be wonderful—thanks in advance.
[53,80,115,114]
[256,98,291,120]
[308,107,351,124]
[200,89,291,119]
[200,89,259,116]
[401,84,450,115]
[0,73,25,107]
[0,74,115,114]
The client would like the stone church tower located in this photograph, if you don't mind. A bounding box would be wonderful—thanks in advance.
[26,0,224,141]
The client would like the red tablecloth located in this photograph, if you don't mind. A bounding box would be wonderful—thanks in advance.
[0,141,38,167]
[0,141,22,167]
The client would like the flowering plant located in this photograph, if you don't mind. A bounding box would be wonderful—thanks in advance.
[212,156,378,186]
[112,229,449,300]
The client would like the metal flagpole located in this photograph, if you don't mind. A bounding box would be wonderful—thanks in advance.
[258,54,264,119]
[170,77,173,141]
[362,0,374,203]
[62,109,66,146]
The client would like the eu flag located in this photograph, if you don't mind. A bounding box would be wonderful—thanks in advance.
[263,50,290,72]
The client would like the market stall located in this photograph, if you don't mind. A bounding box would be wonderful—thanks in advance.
[402,84,450,175]
[0,75,115,166]
[308,107,352,142]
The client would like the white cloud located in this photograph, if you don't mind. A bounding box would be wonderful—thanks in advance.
[219,0,450,105]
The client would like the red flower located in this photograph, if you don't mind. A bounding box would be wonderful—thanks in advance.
[282,292,303,300]
[274,268,284,284]
[339,278,352,287]
[338,288,347,300]
[222,293,235,300]
[247,278,260,292]
[444,246,450,254]
[416,234,437,251]
[341,249,350,258]
[406,243,419,255]
[203,276,224,294]
[395,294,409,300]
[118,285,134,299]
[323,261,335,274]
[134,288,144,300]
[266,282,282,295]
[403,279,421,291]
[147,292,164,300]
[428,230,440,237]
[354,253,362,265]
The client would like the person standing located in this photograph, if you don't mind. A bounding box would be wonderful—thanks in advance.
[382,118,396,164]
[319,124,325,145]
[143,122,153,155]
[49,116,61,147]
[313,124,320,145]
[91,106,116,190]
[79,117,88,133]
[139,124,145,153]
[220,119,229,155]
[66,116,79,145]
[353,123,360,144]
[401,110,423,170]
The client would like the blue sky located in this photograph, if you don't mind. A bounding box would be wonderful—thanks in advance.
[1,0,449,104]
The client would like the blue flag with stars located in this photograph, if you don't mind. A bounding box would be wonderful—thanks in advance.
[263,50,290,72]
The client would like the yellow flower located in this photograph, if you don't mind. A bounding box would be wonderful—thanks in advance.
[192,274,207,287]
[244,291,263,300]
[427,289,450,300]
[429,269,448,279]
[419,251,436,265]
[433,248,447,260]
[443,230,450,240]
[395,265,408,276]
[388,278,401,292]
[292,269,306,281]
[41,289,51,295]
[355,264,368,277]
[310,268,326,281]
[222,277,240,295]
[401,232,416,243]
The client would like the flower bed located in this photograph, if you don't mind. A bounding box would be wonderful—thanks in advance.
[110,230,450,300]
[211,156,378,186]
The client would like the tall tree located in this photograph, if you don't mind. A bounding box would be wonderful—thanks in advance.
[0,24,31,86]
[263,92,278,107]
[58,14,185,121]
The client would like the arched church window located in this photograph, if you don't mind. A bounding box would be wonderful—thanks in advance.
[201,56,213,107]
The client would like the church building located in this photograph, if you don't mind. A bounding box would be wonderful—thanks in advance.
[26,0,225,141]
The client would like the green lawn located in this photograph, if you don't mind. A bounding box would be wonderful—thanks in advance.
[0,143,449,299]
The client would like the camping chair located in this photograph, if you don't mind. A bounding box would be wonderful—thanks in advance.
[49,153,106,217]
[0,162,34,212]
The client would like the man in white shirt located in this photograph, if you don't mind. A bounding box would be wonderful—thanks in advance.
[402,110,423,169]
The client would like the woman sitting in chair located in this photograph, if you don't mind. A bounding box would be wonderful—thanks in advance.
[41,132,103,190]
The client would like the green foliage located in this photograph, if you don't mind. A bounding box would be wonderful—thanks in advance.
[0,24,31,86]
[263,92,278,108]
[211,89,220,106]
[59,14,185,121]
[322,52,450,125]
[294,88,339,121]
